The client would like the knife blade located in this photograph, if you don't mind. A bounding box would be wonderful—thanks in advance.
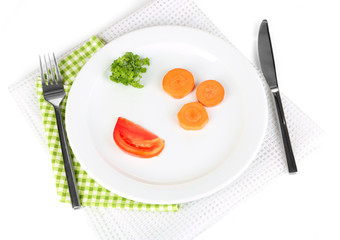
[258,19,298,173]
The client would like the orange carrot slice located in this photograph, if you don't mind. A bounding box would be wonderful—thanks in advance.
[162,68,195,99]
[196,80,225,107]
[177,102,209,130]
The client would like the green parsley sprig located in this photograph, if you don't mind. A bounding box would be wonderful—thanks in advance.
[109,52,150,88]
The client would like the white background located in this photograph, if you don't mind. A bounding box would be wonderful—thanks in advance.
[1,0,339,239]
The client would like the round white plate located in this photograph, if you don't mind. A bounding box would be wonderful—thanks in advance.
[66,26,268,204]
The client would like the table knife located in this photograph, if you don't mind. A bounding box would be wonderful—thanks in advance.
[258,19,298,173]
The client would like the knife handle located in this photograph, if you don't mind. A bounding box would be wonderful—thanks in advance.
[272,90,298,173]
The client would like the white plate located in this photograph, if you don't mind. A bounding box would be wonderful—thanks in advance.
[66,26,268,204]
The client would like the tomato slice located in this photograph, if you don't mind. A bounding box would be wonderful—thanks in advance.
[113,117,165,158]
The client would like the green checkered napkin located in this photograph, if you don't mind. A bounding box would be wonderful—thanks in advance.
[36,36,179,212]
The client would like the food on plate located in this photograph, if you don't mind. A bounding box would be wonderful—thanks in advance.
[196,80,225,107]
[162,68,195,99]
[177,102,209,130]
[109,52,150,88]
[113,117,165,158]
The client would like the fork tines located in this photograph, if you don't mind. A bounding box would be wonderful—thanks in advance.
[39,53,62,86]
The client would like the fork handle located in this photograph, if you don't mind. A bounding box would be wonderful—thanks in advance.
[272,90,298,173]
[54,106,81,209]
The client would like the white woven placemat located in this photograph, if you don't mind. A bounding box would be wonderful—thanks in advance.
[9,0,323,239]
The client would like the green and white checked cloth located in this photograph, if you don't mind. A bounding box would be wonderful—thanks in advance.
[36,36,179,212]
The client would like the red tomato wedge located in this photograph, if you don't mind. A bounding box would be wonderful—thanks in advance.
[113,117,165,158]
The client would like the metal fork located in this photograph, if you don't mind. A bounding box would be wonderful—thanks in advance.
[39,53,81,209]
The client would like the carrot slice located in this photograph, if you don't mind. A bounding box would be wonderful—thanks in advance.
[196,80,225,107]
[177,102,209,130]
[162,68,195,99]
